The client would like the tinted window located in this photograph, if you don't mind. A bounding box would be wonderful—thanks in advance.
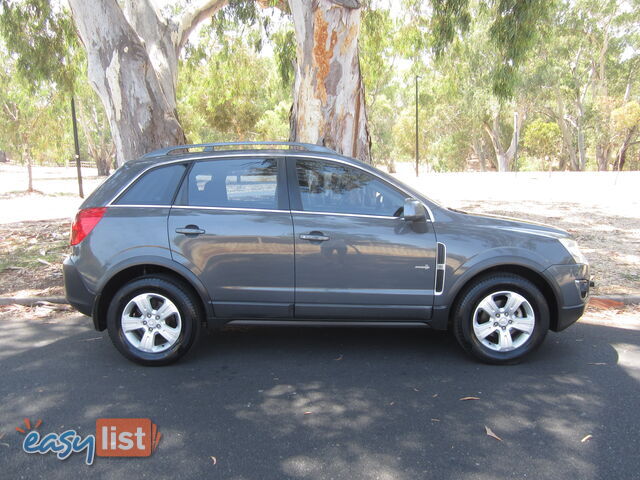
[296,160,405,216]
[185,158,278,209]
[115,164,185,206]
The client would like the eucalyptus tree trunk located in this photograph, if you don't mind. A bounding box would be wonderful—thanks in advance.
[69,0,227,165]
[613,125,637,171]
[472,137,487,171]
[555,98,578,171]
[576,101,587,170]
[22,143,33,192]
[596,143,610,171]
[483,113,523,172]
[288,0,371,163]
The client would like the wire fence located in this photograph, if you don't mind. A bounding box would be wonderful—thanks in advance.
[2,158,97,169]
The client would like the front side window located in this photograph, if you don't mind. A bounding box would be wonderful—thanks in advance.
[115,163,186,206]
[185,158,279,209]
[295,160,405,216]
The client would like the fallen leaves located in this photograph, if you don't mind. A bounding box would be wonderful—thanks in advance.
[210,456,217,465]
[581,434,593,443]
[459,396,480,401]
[485,425,503,442]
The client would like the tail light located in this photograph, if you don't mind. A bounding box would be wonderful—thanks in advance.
[70,207,107,246]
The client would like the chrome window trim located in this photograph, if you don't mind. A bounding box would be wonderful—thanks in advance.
[110,205,402,219]
[291,210,399,220]
[109,204,173,209]
[171,205,287,214]
[106,152,436,222]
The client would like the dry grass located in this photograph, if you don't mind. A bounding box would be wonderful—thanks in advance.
[0,219,69,297]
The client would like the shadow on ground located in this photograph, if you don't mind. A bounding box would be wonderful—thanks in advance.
[0,313,639,479]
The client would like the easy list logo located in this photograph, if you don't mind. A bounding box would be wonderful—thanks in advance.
[17,418,161,465]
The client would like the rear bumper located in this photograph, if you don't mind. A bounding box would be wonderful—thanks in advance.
[63,256,94,317]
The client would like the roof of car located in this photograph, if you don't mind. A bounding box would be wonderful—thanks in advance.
[129,141,367,169]
[142,142,336,158]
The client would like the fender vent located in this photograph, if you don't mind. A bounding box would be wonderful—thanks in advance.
[435,242,446,295]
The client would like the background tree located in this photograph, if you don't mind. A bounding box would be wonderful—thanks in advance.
[178,21,290,143]
[0,48,67,190]
[522,119,562,170]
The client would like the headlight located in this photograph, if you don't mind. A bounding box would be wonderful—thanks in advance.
[559,238,588,265]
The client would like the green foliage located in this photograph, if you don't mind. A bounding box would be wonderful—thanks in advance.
[612,101,640,132]
[272,28,296,87]
[0,0,78,91]
[430,0,471,56]
[255,101,290,140]
[0,49,58,160]
[523,119,562,161]
[178,23,289,143]
[489,0,549,98]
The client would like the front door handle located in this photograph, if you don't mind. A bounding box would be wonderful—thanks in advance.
[175,225,205,236]
[299,232,330,242]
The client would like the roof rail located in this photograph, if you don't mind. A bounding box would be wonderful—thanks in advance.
[142,141,336,158]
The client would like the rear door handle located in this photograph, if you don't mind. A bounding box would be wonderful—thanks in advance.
[299,233,330,242]
[175,225,205,236]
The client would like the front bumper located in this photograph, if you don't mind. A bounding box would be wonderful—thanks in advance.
[556,302,588,331]
[544,263,590,332]
[63,256,94,317]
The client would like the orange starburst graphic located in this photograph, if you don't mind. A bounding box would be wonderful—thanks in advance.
[15,418,42,434]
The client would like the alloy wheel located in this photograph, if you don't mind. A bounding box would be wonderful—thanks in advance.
[121,293,182,353]
[472,290,535,352]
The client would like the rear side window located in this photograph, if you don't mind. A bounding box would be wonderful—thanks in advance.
[183,158,279,209]
[115,164,186,206]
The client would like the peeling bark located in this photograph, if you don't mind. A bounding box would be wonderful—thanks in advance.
[288,0,371,163]
[69,0,227,165]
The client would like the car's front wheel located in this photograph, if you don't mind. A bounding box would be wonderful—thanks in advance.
[453,273,549,364]
[107,275,201,365]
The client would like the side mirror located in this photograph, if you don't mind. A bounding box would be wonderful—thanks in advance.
[402,198,426,221]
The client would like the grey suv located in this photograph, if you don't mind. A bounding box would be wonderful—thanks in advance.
[64,142,591,365]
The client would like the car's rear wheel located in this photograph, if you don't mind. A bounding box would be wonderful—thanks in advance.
[452,273,549,364]
[107,275,201,365]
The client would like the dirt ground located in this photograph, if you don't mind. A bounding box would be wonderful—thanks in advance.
[0,163,638,297]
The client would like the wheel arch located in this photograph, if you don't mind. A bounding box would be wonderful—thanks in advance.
[92,257,213,331]
[445,263,561,332]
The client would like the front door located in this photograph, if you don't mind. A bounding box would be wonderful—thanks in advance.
[169,157,294,318]
[289,158,437,320]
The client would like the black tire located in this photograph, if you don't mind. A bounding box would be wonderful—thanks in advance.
[107,274,202,366]
[452,273,549,364]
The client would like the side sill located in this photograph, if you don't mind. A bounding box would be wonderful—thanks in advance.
[224,320,433,328]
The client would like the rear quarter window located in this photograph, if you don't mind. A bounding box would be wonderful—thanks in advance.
[114,164,186,206]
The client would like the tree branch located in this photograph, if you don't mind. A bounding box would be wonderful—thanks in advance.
[175,0,228,54]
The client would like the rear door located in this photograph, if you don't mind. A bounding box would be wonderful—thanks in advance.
[168,156,294,318]
[289,157,437,320]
